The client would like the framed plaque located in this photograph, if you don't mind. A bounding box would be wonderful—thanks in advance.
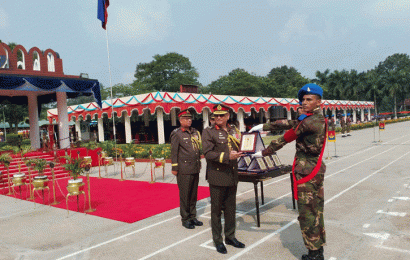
[256,158,267,171]
[271,154,281,166]
[264,156,275,169]
[239,132,265,153]
[239,133,256,152]
[238,155,252,170]
[244,156,252,166]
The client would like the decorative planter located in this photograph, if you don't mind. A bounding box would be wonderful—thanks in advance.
[103,157,113,166]
[67,179,85,196]
[125,157,135,167]
[33,176,49,188]
[12,173,26,186]
[84,156,92,167]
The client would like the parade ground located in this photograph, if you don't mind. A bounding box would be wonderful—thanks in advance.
[0,121,409,260]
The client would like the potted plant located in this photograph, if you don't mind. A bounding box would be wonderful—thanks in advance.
[63,155,86,195]
[0,153,13,194]
[123,143,135,167]
[31,158,49,188]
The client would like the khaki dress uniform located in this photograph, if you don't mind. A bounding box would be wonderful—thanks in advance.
[202,124,241,244]
[170,127,202,224]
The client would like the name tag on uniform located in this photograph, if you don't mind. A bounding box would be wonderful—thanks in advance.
[183,138,189,140]
[219,137,226,139]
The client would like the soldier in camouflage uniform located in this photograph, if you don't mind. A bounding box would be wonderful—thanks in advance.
[340,115,346,137]
[171,109,203,229]
[252,83,326,260]
[328,115,335,132]
[346,113,352,136]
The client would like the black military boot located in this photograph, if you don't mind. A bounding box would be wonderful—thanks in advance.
[301,247,324,260]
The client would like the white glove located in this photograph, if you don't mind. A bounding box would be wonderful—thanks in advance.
[252,151,263,158]
[249,124,263,133]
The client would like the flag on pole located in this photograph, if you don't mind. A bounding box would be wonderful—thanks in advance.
[327,130,336,142]
[97,0,110,29]
[379,122,385,131]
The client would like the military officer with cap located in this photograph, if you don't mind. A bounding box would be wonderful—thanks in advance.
[171,109,203,229]
[202,104,245,254]
[340,115,347,137]
[346,113,352,136]
[251,83,327,260]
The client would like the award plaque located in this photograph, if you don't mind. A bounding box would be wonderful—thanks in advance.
[247,157,268,173]
[238,155,252,171]
[239,132,265,153]
[271,153,281,166]
[244,156,252,166]
[256,158,268,171]
[263,156,275,169]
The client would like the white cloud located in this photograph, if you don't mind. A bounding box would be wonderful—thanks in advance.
[279,13,331,44]
[81,0,172,46]
[0,8,9,28]
[372,0,410,17]
[368,40,377,48]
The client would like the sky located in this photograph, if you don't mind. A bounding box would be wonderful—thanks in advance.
[1,0,410,90]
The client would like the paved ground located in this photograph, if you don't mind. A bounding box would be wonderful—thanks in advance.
[0,121,409,260]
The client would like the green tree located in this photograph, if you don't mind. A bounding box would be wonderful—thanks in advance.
[0,101,28,133]
[375,53,410,118]
[134,52,200,92]
[206,68,263,96]
[267,66,310,98]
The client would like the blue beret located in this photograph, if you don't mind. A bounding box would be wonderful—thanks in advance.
[325,115,329,118]
[330,115,334,117]
[347,113,351,116]
[298,83,323,105]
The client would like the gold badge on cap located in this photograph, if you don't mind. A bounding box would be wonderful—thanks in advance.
[217,105,222,110]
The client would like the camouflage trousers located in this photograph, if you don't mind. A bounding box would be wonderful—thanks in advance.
[296,172,326,250]
[341,126,346,134]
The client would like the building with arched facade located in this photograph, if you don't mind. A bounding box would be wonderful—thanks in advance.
[0,43,102,149]
[47,90,374,145]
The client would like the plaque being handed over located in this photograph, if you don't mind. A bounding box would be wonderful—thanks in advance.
[239,132,265,153]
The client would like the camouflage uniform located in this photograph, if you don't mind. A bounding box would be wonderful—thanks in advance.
[346,117,351,134]
[328,118,335,132]
[262,108,326,251]
[340,117,346,135]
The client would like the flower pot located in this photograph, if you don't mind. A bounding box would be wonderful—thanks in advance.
[84,156,92,167]
[12,173,26,186]
[125,157,135,166]
[33,176,49,188]
[103,157,113,166]
[67,179,85,196]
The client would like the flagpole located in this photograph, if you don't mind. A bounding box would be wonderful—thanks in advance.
[104,24,118,172]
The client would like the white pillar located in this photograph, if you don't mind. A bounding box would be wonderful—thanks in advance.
[156,108,165,144]
[238,109,245,132]
[361,109,365,122]
[353,109,357,123]
[171,108,177,126]
[203,108,209,129]
[332,109,336,118]
[75,120,81,141]
[124,113,131,143]
[27,93,40,150]
[343,109,347,121]
[266,109,271,124]
[98,117,104,142]
[287,109,292,120]
[56,92,70,149]
[144,109,150,127]
[368,109,371,121]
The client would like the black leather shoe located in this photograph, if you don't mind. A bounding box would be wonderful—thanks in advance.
[215,243,227,254]
[182,221,195,229]
[225,238,245,248]
[191,218,203,226]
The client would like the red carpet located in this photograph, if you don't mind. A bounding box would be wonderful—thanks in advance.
[3,177,210,223]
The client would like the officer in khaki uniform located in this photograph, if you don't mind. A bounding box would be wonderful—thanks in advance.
[202,104,245,254]
[170,109,203,229]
